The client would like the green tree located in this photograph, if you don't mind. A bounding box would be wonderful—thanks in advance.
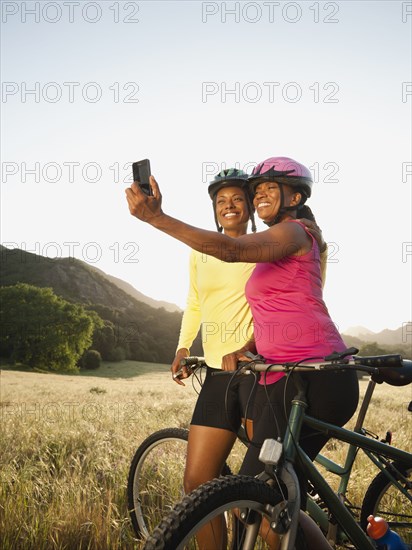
[91,320,117,360]
[359,342,389,356]
[0,283,103,372]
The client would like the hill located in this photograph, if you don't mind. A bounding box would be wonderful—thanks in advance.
[0,245,180,313]
[0,245,200,363]
[343,325,411,347]
[343,326,375,338]
[96,270,181,313]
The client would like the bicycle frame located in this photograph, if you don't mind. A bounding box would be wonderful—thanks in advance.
[309,379,384,543]
[279,392,412,550]
[313,379,375,484]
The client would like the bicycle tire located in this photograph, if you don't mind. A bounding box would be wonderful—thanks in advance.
[360,462,412,544]
[127,428,232,538]
[143,474,307,550]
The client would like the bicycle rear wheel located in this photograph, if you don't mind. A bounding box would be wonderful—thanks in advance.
[127,428,232,538]
[360,462,412,544]
[127,428,190,538]
[143,475,307,549]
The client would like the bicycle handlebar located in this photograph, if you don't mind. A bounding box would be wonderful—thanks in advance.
[179,356,206,367]
[174,350,412,387]
[236,349,412,387]
[172,356,207,380]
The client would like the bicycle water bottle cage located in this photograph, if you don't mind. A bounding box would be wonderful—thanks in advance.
[259,439,283,466]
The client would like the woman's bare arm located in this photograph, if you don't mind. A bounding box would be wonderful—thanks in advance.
[125,177,311,264]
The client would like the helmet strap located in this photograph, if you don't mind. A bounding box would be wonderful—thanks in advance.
[264,184,303,226]
[245,194,257,233]
[267,183,286,226]
[212,195,223,232]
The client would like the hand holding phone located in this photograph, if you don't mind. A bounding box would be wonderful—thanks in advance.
[132,159,152,196]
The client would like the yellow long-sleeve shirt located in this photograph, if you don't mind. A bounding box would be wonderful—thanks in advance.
[177,248,328,369]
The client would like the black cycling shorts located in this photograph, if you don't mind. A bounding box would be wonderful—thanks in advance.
[239,369,359,477]
[190,367,257,432]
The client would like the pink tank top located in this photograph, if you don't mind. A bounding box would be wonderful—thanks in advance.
[245,220,346,385]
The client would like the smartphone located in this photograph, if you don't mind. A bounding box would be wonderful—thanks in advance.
[132,159,152,195]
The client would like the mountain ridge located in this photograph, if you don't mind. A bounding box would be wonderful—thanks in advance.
[0,244,194,363]
[342,324,411,346]
[90,266,182,313]
[0,245,181,313]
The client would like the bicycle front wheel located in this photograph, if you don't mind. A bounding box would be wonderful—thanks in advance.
[360,462,412,544]
[144,475,307,550]
[127,428,190,538]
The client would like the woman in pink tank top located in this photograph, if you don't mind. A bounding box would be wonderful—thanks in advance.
[245,218,346,385]
[126,156,359,550]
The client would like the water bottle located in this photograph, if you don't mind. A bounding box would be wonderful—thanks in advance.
[366,515,408,549]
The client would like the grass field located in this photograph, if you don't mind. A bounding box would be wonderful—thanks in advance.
[0,361,411,549]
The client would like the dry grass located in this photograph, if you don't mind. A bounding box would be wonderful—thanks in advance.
[0,363,410,549]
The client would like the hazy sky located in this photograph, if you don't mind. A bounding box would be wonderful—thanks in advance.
[1,0,411,334]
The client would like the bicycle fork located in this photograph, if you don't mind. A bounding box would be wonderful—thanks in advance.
[255,395,307,550]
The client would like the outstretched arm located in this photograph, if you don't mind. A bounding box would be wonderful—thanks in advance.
[125,177,311,264]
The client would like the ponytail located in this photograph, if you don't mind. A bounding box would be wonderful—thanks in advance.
[297,204,316,223]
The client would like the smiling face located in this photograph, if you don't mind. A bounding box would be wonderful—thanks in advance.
[253,181,301,223]
[215,186,250,237]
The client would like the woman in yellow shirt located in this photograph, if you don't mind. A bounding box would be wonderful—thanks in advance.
[172,169,258,497]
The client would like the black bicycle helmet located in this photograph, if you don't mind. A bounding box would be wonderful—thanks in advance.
[208,168,250,198]
[208,168,256,233]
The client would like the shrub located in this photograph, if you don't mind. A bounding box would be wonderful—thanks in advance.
[81,349,101,370]
[107,346,126,362]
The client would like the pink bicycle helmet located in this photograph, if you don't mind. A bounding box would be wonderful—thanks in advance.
[249,157,313,225]
[249,156,313,199]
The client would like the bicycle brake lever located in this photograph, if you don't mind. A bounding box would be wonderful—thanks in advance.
[243,351,265,362]
[324,347,359,362]
[173,365,193,379]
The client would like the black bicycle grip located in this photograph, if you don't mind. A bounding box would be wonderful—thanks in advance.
[354,354,403,368]
[179,356,205,367]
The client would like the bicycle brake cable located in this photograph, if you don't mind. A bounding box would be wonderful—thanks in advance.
[262,364,282,443]
[282,357,329,470]
[223,363,258,438]
[191,365,206,395]
[242,369,258,444]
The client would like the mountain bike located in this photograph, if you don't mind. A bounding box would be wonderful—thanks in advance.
[128,353,411,543]
[142,348,412,549]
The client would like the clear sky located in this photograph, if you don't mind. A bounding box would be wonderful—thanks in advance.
[1,0,411,334]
